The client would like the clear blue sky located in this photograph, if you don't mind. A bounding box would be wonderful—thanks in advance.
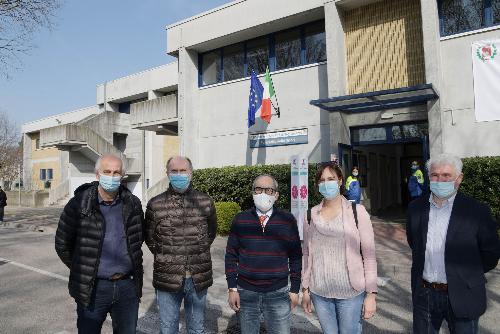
[0,0,229,128]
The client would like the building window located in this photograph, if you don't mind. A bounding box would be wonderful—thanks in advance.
[439,0,500,36]
[223,43,245,81]
[494,0,500,24]
[304,21,327,64]
[40,169,46,180]
[47,169,53,180]
[275,28,301,70]
[201,50,222,85]
[199,20,326,86]
[246,36,270,75]
[118,102,131,114]
[35,138,40,150]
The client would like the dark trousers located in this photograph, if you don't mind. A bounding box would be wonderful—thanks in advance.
[0,206,4,221]
[77,278,139,334]
[413,285,479,334]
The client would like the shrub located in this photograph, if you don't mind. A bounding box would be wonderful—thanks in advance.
[215,201,241,235]
[192,164,323,211]
[461,156,500,222]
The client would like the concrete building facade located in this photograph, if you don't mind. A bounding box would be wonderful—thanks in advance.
[22,64,180,204]
[160,0,500,213]
[23,0,500,213]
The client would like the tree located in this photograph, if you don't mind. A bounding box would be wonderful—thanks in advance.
[0,111,22,187]
[0,0,60,78]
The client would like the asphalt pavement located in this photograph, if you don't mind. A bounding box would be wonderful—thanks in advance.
[1,206,500,334]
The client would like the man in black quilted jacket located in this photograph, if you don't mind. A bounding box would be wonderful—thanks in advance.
[55,154,144,334]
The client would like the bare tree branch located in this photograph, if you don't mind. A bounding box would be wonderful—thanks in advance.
[0,111,22,183]
[0,0,61,78]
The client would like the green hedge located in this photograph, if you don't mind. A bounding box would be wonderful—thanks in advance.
[196,156,499,224]
[193,164,322,212]
[461,156,500,221]
[214,201,241,235]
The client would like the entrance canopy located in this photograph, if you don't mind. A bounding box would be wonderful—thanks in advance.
[310,84,438,113]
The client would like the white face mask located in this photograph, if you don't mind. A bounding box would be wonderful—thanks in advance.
[253,193,276,213]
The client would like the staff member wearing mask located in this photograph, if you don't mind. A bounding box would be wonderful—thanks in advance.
[408,160,424,200]
[301,162,377,334]
[145,156,217,334]
[225,174,302,334]
[345,166,361,204]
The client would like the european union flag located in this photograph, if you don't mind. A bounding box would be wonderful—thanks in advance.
[248,71,264,128]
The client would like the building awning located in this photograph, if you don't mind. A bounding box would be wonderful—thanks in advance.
[310,84,439,113]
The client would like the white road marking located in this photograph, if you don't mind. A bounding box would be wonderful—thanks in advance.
[0,257,69,282]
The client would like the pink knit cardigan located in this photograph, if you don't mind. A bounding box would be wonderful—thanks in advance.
[302,196,378,293]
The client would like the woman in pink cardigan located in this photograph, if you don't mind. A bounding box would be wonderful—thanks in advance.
[301,162,377,334]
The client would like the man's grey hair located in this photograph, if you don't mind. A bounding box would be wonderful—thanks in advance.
[166,156,193,172]
[252,174,279,191]
[425,153,463,175]
[95,154,127,175]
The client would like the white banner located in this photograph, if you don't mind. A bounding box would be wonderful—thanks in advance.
[290,155,308,240]
[472,39,500,122]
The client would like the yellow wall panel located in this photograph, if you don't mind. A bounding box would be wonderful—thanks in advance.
[163,135,180,168]
[344,0,426,94]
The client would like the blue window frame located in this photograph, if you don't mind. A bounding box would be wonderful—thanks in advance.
[40,169,46,181]
[198,20,326,87]
[47,169,53,180]
[439,0,499,36]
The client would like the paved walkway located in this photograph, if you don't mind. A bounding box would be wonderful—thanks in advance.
[1,206,499,333]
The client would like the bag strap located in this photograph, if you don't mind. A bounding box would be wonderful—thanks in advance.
[307,208,311,225]
[352,202,363,259]
[352,202,359,228]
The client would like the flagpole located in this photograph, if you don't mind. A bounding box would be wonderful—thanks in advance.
[267,66,281,118]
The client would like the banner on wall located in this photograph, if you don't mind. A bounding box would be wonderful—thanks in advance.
[291,155,308,240]
[471,39,500,122]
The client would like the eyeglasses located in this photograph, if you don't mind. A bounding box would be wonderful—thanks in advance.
[253,187,277,195]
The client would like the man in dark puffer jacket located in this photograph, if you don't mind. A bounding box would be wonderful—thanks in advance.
[55,154,144,334]
[145,155,217,334]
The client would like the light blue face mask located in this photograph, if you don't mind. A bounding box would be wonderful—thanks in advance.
[319,180,340,200]
[99,174,121,193]
[430,180,457,199]
[169,173,190,193]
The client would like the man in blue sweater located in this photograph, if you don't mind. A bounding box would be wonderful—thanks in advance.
[225,174,302,334]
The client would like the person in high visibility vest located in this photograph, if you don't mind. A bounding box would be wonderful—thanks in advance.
[408,161,424,200]
[345,166,361,204]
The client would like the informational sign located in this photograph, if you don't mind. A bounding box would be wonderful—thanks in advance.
[249,128,308,148]
[472,39,500,121]
[290,155,308,240]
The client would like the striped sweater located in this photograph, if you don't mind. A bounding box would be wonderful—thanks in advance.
[225,207,302,293]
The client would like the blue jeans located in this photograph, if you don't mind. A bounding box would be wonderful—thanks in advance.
[413,286,479,334]
[310,291,365,334]
[156,277,208,334]
[238,286,291,334]
[76,278,139,334]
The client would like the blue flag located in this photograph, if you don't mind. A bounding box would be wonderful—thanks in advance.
[248,71,264,128]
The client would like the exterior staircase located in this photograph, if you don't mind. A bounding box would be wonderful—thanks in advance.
[40,111,139,205]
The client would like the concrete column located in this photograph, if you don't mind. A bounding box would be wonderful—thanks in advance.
[325,1,347,98]
[148,90,162,100]
[324,1,350,157]
[22,133,32,191]
[177,46,200,166]
[420,0,444,156]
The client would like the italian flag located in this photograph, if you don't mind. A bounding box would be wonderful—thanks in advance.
[260,67,275,123]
